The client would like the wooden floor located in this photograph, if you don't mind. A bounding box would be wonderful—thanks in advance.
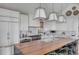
[15,37,78,55]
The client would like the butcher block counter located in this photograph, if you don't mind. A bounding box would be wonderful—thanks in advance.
[15,37,78,55]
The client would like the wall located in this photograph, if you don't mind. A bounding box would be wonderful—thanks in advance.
[29,13,40,27]
[43,4,79,39]
[22,4,79,39]
[43,21,56,31]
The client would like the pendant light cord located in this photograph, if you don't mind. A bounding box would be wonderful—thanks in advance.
[39,3,41,19]
[60,3,62,15]
[52,3,53,12]
[39,0,41,8]
[53,3,54,12]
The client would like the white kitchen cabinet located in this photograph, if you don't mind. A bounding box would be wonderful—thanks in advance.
[0,22,14,55]
[0,8,19,55]
[20,14,28,31]
[0,20,19,55]
[0,46,14,55]
[0,22,9,46]
[0,8,19,18]
[9,21,19,44]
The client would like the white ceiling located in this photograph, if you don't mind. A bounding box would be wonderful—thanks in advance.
[0,3,78,15]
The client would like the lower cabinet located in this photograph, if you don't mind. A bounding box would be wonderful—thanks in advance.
[0,46,14,55]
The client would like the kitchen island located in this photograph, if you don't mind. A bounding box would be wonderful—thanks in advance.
[15,37,78,55]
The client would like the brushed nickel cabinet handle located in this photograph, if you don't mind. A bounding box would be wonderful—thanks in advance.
[7,32,10,39]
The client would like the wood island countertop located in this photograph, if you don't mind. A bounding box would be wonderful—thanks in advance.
[15,37,78,55]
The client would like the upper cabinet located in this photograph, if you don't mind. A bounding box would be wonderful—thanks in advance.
[20,14,29,31]
[0,8,20,45]
[0,8,20,18]
[0,8,20,22]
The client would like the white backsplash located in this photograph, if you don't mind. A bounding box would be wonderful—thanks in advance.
[41,30,76,42]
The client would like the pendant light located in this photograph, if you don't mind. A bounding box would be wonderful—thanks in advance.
[48,3,57,21]
[58,4,66,23]
[34,3,46,20]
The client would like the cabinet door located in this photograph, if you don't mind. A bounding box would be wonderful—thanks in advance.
[9,22,19,44]
[0,22,13,55]
[20,14,28,31]
[0,22,9,46]
[0,46,14,55]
